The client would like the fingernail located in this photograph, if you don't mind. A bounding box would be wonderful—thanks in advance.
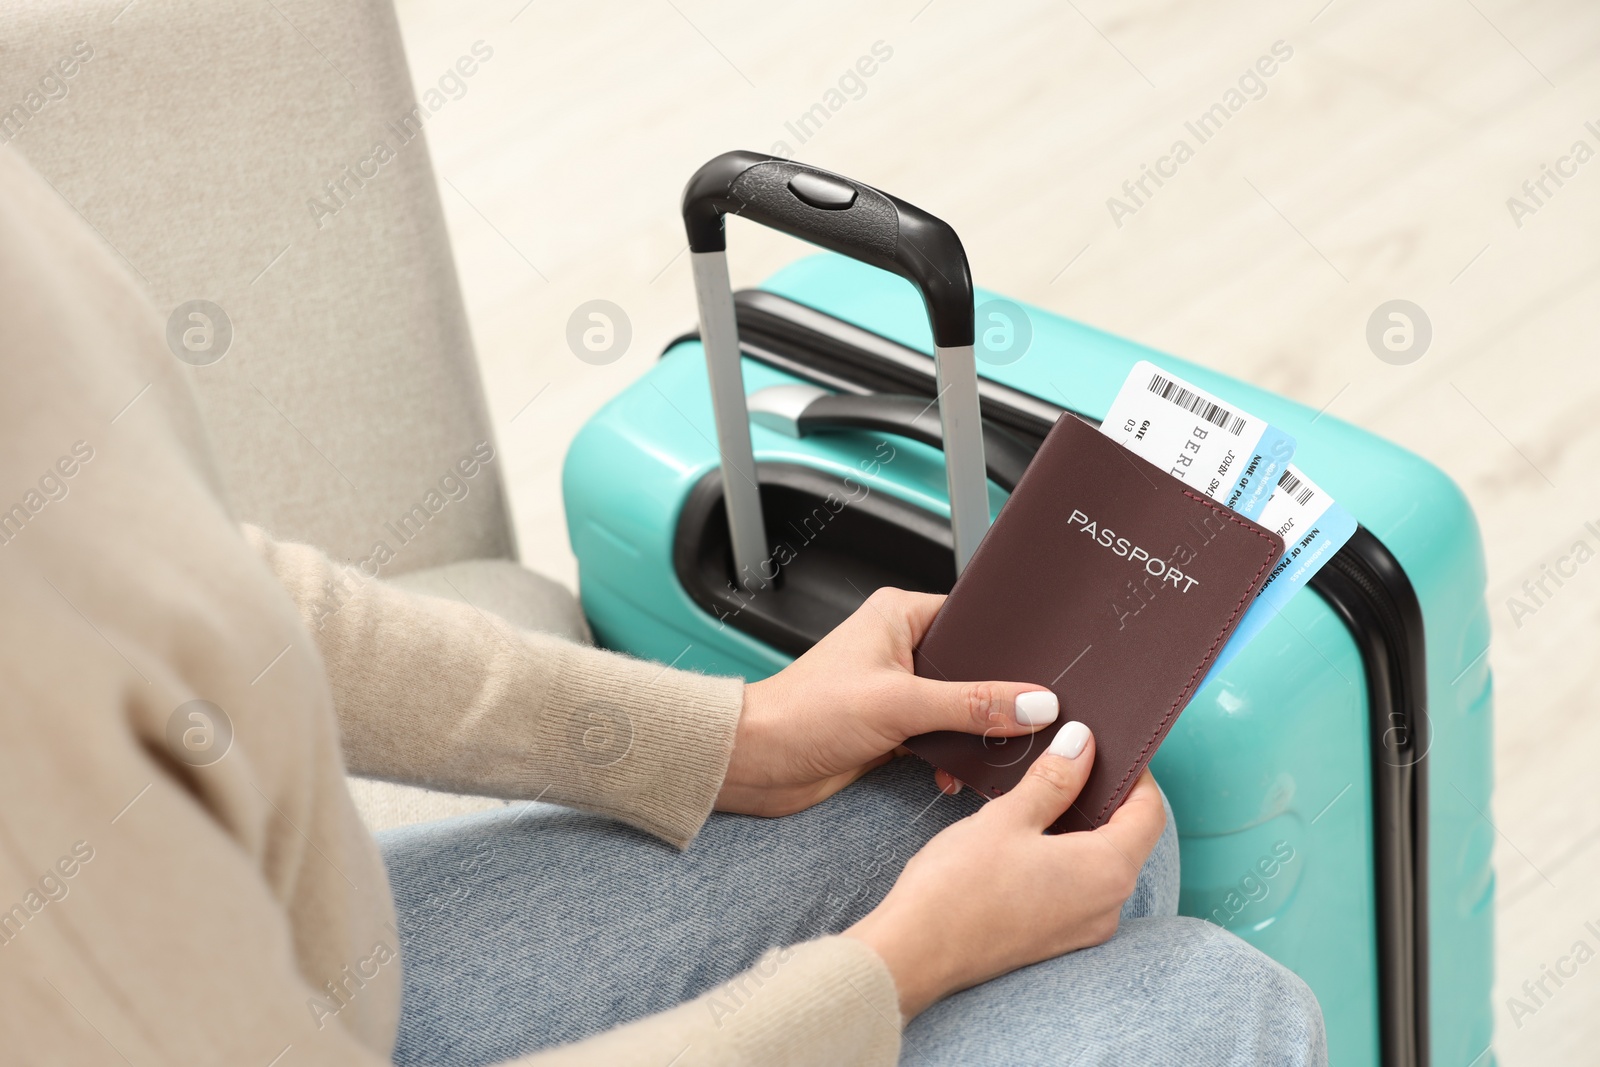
[1013,690,1059,727]
[1048,720,1090,759]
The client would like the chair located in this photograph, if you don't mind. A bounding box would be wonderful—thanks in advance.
[1,0,587,828]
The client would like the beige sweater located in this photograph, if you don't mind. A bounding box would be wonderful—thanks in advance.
[0,148,901,1064]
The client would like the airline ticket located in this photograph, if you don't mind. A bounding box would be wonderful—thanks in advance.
[1204,462,1359,680]
[1100,360,1295,520]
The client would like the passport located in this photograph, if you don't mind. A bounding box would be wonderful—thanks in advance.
[905,413,1285,834]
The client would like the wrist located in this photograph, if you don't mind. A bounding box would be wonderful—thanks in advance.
[845,906,951,1019]
[715,678,777,814]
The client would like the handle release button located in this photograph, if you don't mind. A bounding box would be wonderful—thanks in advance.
[787,171,858,211]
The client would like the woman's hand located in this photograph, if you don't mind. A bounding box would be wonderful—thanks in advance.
[714,588,1059,817]
[845,725,1167,1018]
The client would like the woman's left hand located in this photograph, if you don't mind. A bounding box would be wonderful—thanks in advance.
[715,587,1059,817]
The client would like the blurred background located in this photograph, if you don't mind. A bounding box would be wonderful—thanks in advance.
[389,1,1599,1063]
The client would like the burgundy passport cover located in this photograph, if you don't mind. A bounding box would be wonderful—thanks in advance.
[906,413,1284,834]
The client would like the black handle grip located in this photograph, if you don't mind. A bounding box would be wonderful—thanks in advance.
[682,150,974,349]
[795,393,1032,492]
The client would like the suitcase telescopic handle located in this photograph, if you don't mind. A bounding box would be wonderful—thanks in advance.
[681,150,989,583]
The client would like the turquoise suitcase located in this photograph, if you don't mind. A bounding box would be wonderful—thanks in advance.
[562,153,1494,1067]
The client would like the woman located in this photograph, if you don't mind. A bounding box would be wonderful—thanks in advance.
[0,147,1324,1066]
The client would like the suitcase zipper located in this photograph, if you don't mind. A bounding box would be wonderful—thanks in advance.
[1315,539,1430,1067]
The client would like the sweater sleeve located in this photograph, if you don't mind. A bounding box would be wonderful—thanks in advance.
[244,529,908,1065]
[243,527,743,848]
[511,937,903,1067]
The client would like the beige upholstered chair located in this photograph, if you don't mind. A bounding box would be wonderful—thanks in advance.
[2,0,588,829]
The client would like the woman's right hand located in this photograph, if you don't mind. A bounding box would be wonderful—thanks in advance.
[844,723,1168,1018]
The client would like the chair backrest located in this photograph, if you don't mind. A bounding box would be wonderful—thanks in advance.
[0,0,514,573]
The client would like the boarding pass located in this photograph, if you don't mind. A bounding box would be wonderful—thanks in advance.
[1203,462,1359,681]
[1100,360,1296,520]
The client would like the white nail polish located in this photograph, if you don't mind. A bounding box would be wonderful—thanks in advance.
[1014,690,1059,726]
[1049,720,1090,759]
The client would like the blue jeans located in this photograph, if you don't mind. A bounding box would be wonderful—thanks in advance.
[380,758,1326,1066]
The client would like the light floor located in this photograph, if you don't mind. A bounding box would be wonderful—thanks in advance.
[392,1,1600,1063]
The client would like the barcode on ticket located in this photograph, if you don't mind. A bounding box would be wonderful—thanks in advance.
[1147,373,1246,436]
[1277,468,1314,507]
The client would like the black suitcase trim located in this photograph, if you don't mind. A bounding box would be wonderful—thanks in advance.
[665,289,1431,1067]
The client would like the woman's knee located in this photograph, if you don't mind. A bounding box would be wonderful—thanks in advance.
[1160,917,1328,1067]
[902,915,1326,1066]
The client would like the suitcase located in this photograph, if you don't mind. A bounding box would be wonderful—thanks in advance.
[562,152,1494,1067]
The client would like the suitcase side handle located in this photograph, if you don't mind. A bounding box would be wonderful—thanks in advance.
[748,385,1032,493]
[681,150,989,582]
